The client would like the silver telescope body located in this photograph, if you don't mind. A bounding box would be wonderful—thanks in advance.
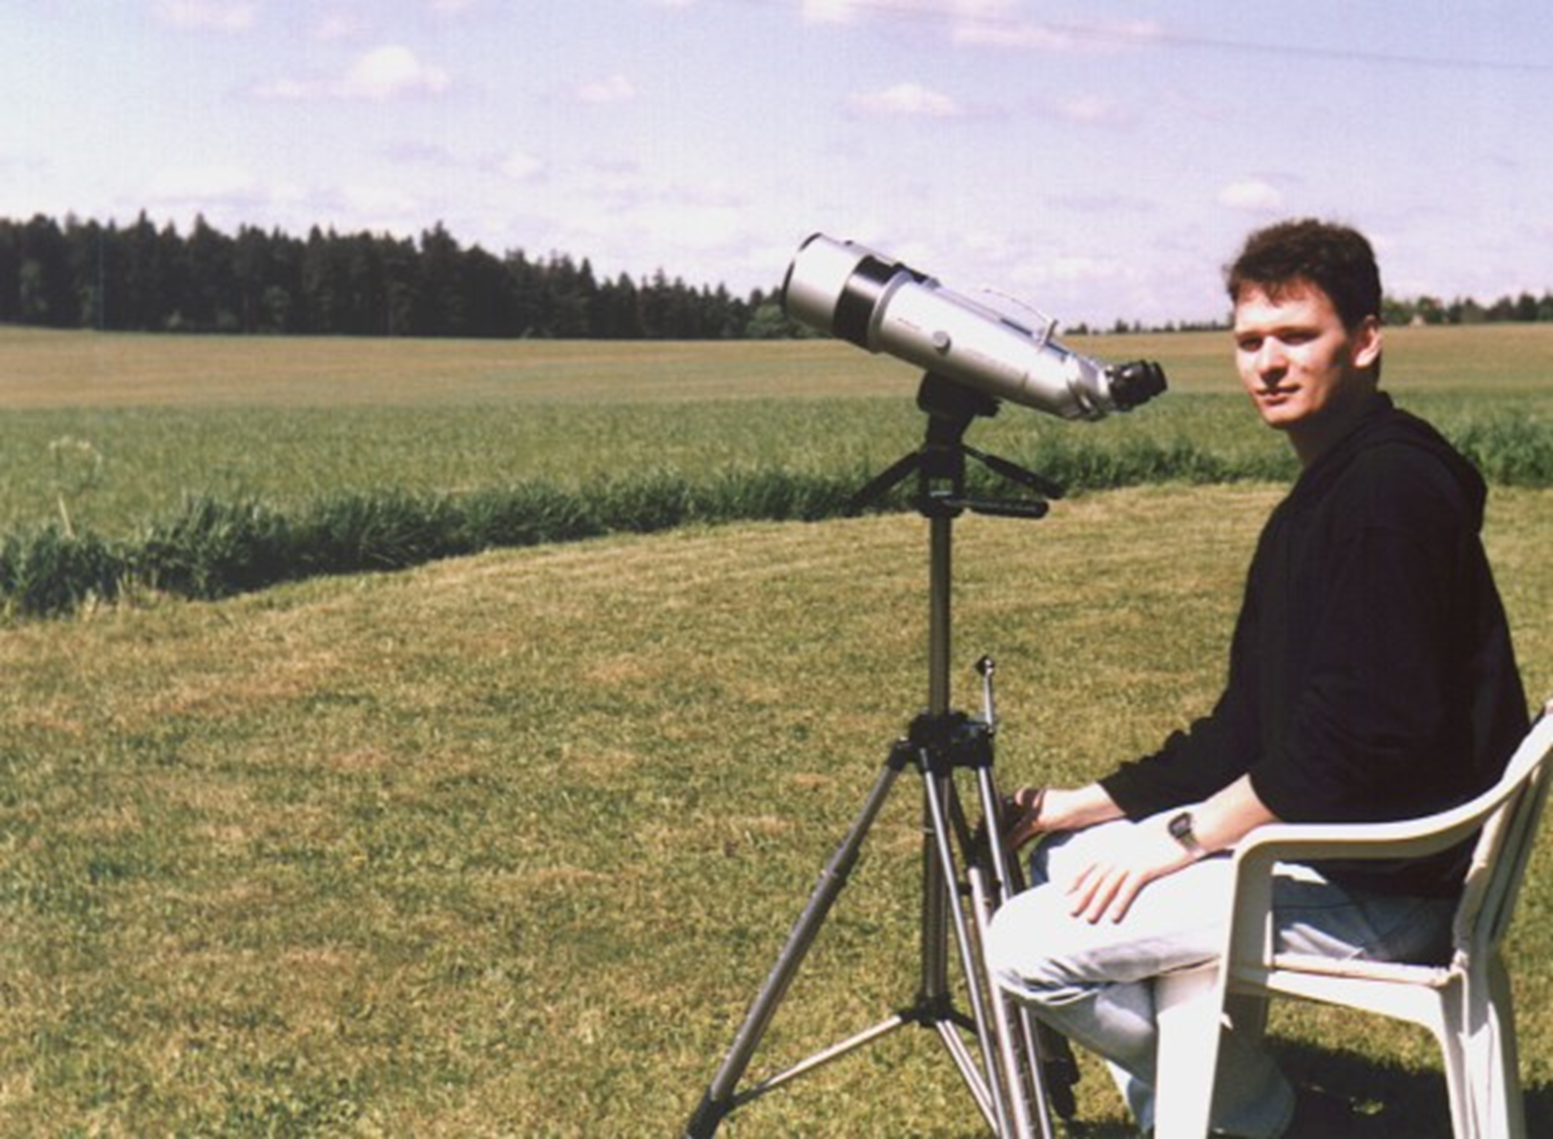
[782,233,1166,420]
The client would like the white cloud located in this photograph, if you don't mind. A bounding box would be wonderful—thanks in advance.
[255,45,451,102]
[803,0,1017,25]
[341,45,451,100]
[1051,94,1134,128]
[955,17,1163,53]
[153,0,256,32]
[952,21,1066,50]
[570,157,747,213]
[340,183,420,217]
[1218,179,1284,212]
[797,0,1159,57]
[1047,255,1126,284]
[500,149,544,183]
[252,77,312,100]
[312,15,358,41]
[800,0,862,22]
[145,164,260,202]
[849,82,962,118]
[135,165,282,232]
[576,75,637,104]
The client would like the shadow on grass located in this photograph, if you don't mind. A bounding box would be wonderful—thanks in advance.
[1044,1038,1552,1138]
[1271,1037,1551,1138]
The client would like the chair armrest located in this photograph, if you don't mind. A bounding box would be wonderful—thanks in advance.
[1234,702,1553,873]
[1219,804,1496,972]
[1231,810,1489,871]
[1220,703,1553,973]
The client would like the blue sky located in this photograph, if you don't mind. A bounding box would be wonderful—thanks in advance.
[3,0,1550,327]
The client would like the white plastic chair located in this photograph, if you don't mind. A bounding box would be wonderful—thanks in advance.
[1153,701,1553,1139]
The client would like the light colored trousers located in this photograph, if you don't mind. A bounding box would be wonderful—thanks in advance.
[985,819,1454,1138]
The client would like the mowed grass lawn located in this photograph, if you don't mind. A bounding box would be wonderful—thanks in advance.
[0,328,1549,1135]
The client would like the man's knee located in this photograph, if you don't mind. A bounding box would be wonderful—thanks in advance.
[985,883,1081,1002]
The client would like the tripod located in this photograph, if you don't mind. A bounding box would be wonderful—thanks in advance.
[684,374,1079,1138]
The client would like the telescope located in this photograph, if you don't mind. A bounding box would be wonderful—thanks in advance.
[782,233,1166,420]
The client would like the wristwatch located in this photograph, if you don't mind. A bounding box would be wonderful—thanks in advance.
[1167,810,1208,860]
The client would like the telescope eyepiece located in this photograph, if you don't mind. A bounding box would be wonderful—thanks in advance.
[1106,360,1168,412]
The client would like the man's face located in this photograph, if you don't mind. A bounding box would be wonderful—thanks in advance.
[1232,282,1382,439]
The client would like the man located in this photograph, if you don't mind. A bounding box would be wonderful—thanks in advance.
[985,218,1528,1138]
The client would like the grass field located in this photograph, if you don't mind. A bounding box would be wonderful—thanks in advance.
[0,327,1550,1135]
[2,325,1549,542]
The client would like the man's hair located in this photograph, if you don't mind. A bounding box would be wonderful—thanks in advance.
[1225,218,1382,329]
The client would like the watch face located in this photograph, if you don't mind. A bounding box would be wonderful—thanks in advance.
[1168,812,1201,855]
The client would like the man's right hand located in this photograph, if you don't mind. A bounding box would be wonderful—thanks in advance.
[1004,782,1127,851]
[1004,786,1049,851]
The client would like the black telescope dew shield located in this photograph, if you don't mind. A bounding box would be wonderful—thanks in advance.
[781,233,1166,420]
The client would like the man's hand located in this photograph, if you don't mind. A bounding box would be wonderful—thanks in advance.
[1062,814,1198,924]
[1003,783,1127,851]
[1013,775,1276,924]
[1003,786,1048,851]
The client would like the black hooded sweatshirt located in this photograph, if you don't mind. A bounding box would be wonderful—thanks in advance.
[1101,393,1528,896]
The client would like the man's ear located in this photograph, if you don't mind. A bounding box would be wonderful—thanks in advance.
[1352,315,1383,371]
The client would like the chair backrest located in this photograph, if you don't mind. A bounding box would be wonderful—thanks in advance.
[1452,702,1553,963]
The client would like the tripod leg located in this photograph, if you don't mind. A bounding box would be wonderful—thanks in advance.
[967,862,1036,1139]
[684,749,907,1138]
[919,762,1012,1136]
[974,765,1081,1126]
[969,765,1062,1139]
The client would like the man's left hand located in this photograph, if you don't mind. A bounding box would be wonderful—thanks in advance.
[1063,815,1198,924]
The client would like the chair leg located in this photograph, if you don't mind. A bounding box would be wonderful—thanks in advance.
[1467,961,1526,1139]
[1154,965,1222,1139]
[1436,1015,1477,1139]
[1225,990,1269,1044]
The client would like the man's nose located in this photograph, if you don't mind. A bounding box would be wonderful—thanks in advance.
[1256,340,1287,382]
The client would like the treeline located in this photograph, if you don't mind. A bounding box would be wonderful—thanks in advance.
[0,212,795,340]
[1383,293,1553,327]
[5,212,1552,340]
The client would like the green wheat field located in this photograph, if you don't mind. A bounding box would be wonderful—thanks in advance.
[0,325,1549,1135]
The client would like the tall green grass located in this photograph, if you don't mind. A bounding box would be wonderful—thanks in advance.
[1,329,1549,617]
[0,472,868,616]
[1,397,1547,617]
[4,393,1548,539]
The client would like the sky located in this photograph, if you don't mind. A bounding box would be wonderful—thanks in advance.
[3,0,1551,329]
